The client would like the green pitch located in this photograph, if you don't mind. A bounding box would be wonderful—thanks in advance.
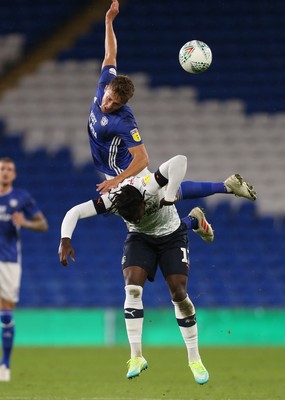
[1,346,284,400]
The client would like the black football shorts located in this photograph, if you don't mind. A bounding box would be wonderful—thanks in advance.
[122,222,190,281]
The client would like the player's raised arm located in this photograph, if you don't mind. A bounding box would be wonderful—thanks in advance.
[102,0,119,69]
[143,155,187,206]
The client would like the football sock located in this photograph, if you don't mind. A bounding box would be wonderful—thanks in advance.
[172,295,200,362]
[124,285,144,358]
[1,310,15,368]
[182,216,199,230]
[177,181,227,200]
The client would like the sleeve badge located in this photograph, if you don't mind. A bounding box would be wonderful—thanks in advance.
[143,175,150,185]
[130,128,141,142]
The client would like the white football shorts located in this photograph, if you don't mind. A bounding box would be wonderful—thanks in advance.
[0,261,22,303]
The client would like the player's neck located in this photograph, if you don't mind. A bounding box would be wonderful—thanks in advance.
[0,183,13,195]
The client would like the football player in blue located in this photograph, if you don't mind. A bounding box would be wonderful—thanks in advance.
[88,1,257,205]
[89,0,149,195]
[0,157,48,382]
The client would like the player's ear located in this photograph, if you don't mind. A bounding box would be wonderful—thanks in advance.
[104,85,109,92]
[12,164,17,181]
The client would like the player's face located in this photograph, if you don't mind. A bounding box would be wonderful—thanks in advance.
[0,161,16,186]
[101,88,124,113]
[129,202,146,224]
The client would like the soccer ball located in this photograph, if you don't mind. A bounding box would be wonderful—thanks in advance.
[179,40,212,74]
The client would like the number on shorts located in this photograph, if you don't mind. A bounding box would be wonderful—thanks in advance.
[180,247,189,263]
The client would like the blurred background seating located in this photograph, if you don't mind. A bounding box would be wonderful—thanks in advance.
[0,0,284,308]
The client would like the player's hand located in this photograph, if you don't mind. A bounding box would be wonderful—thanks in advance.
[11,211,26,227]
[106,0,119,22]
[96,176,122,194]
[59,238,75,267]
[160,198,175,208]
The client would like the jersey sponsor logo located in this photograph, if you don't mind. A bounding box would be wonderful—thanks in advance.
[0,206,11,221]
[145,198,160,216]
[100,116,108,126]
[90,111,97,124]
[89,122,97,138]
[0,214,11,221]
[130,128,141,142]
[109,67,117,76]
[89,111,98,138]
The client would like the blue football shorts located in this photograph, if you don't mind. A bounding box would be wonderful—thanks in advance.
[121,222,190,281]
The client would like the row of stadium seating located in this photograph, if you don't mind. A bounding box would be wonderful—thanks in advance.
[0,0,90,51]
[1,58,284,214]
[0,135,283,308]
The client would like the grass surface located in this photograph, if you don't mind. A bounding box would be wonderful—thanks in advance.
[1,346,284,400]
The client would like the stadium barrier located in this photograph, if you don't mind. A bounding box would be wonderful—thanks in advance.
[14,308,285,346]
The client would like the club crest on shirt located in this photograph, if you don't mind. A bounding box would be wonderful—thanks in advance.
[130,128,141,142]
[9,199,18,208]
[100,116,108,126]
[109,68,117,76]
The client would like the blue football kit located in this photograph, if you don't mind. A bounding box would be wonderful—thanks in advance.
[0,188,40,263]
[87,65,143,176]
[0,188,42,372]
[87,66,228,201]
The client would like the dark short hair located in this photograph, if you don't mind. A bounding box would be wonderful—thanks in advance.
[0,157,14,164]
[108,75,135,104]
[109,185,145,223]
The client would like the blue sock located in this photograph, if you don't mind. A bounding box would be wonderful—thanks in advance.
[1,310,15,368]
[182,216,198,230]
[177,181,227,200]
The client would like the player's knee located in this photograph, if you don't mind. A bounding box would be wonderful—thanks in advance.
[125,284,143,299]
[0,310,14,327]
[171,286,188,303]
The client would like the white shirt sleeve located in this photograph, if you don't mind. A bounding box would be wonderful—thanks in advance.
[61,200,97,239]
[160,155,187,201]
[141,155,187,201]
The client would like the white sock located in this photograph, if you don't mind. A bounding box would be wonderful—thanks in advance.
[124,285,144,358]
[172,295,200,363]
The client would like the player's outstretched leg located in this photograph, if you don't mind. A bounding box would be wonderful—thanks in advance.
[224,174,257,201]
[188,207,214,242]
[177,175,256,202]
[126,356,148,379]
